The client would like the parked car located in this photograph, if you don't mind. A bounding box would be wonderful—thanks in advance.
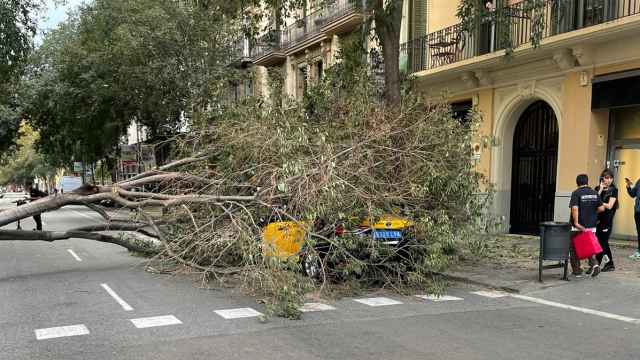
[260,214,415,279]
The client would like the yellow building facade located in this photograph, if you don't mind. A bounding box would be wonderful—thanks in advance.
[241,0,640,238]
[405,0,640,237]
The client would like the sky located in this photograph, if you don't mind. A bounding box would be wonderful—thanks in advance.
[36,0,85,44]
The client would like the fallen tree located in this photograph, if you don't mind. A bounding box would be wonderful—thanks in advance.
[2,49,492,319]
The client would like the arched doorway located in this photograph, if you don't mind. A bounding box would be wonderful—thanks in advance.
[510,101,559,235]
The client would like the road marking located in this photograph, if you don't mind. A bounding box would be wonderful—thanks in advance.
[300,303,337,312]
[215,308,263,319]
[66,249,83,262]
[416,294,463,302]
[100,283,134,311]
[354,297,403,307]
[130,315,182,329]
[511,294,640,324]
[35,324,90,340]
[472,290,509,298]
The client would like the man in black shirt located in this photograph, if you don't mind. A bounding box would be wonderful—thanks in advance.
[25,181,47,231]
[569,174,605,277]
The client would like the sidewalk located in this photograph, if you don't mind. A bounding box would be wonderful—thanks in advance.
[445,234,639,293]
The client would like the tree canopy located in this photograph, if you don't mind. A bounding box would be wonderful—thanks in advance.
[0,0,40,155]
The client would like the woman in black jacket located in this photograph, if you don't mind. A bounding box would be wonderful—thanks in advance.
[595,169,618,271]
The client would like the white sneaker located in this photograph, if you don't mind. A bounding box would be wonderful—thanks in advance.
[629,251,640,259]
[600,255,610,270]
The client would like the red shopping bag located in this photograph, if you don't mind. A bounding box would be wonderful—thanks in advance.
[572,231,603,260]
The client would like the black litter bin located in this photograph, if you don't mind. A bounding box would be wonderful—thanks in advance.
[539,221,571,282]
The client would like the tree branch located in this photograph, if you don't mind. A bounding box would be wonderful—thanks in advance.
[0,230,159,254]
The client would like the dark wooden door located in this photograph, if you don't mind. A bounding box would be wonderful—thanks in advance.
[510,101,559,235]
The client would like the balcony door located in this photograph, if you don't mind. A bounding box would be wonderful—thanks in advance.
[575,0,618,28]
[478,0,499,55]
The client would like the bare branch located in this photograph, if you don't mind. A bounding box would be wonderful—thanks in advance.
[0,230,159,254]
[120,153,209,183]
[140,211,242,275]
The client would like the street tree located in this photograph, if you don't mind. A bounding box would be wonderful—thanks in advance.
[0,122,58,188]
[0,0,41,155]
[4,0,487,317]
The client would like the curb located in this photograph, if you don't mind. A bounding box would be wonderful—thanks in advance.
[611,241,637,250]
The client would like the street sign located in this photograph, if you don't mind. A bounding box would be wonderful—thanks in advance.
[59,176,82,192]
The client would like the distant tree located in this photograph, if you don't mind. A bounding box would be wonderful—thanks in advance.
[0,0,40,155]
[0,122,58,187]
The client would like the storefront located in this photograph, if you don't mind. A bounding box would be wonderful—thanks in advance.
[593,69,640,239]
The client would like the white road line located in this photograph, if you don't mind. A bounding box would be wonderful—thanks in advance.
[100,283,134,311]
[511,294,640,325]
[215,308,263,319]
[35,324,90,340]
[300,303,337,312]
[66,249,83,262]
[354,297,403,307]
[472,290,509,298]
[416,295,463,302]
[130,315,182,329]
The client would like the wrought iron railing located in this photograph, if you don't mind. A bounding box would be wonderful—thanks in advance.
[252,30,284,59]
[400,0,640,74]
[252,0,360,59]
[231,37,253,61]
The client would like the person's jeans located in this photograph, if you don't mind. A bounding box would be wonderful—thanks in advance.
[33,214,42,231]
[635,212,640,252]
[596,223,613,267]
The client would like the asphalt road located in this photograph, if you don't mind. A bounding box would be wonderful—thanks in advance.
[0,192,639,360]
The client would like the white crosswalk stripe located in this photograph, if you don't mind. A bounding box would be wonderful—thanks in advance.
[354,297,403,307]
[215,307,263,319]
[130,315,182,329]
[416,294,463,302]
[35,324,90,340]
[471,290,509,298]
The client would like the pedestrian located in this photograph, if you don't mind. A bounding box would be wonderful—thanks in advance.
[595,169,617,271]
[625,176,640,259]
[24,181,48,231]
[569,174,605,277]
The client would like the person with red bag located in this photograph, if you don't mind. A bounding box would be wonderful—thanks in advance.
[569,174,605,278]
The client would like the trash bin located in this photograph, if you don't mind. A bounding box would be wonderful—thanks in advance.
[539,221,571,282]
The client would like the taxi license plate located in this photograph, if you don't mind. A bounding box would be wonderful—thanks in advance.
[373,230,403,239]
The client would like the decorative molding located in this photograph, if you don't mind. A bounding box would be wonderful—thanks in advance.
[475,70,492,86]
[552,48,577,70]
[579,71,590,86]
[461,71,479,89]
[571,45,595,66]
[518,80,536,100]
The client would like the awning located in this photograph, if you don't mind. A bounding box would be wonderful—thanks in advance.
[592,69,640,110]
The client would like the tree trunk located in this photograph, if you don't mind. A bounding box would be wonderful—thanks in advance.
[373,0,404,108]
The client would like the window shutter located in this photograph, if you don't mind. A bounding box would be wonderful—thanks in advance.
[412,0,428,40]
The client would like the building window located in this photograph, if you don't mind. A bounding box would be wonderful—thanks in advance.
[315,61,323,82]
[244,78,254,98]
[583,0,605,26]
[451,100,473,125]
[297,65,308,99]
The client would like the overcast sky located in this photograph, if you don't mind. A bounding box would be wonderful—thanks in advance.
[36,0,85,44]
